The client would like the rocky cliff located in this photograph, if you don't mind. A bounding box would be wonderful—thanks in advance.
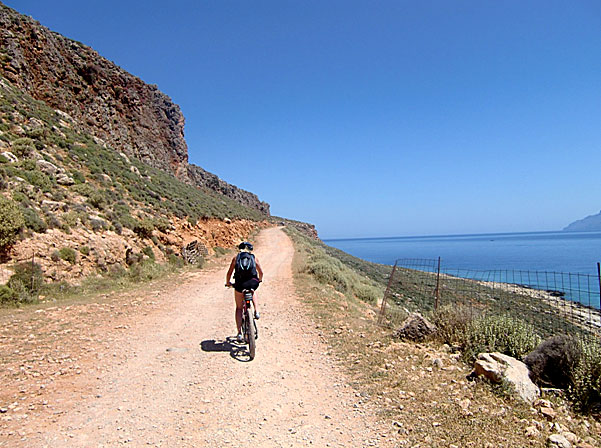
[0,2,269,214]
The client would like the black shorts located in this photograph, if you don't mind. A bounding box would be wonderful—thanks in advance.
[234,278,260,293]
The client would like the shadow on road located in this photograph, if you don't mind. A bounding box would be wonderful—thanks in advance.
[200,338,253,362]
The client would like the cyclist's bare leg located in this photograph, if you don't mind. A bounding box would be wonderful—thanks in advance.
[234,290,244,335]
[252,290,258,315]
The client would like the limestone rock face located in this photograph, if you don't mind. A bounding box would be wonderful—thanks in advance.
[471,352,540,403]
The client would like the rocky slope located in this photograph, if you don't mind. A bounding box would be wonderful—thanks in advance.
[0,1,268,215]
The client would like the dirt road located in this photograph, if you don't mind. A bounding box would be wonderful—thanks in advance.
[1,227,393,447]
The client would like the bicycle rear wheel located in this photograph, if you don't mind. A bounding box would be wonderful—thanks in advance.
[246,308,256,360]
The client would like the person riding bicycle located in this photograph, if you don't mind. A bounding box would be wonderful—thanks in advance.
[225,241,263,342]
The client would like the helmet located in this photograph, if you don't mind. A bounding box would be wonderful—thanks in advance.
[238,241,253,251]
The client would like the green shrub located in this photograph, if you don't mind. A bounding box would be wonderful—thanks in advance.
[21,207,47,233]
[71,170,85,184]
[50,250,60,262]
[0,284,16,304]
[304,258,351,292]
[154,217,170,233]
[62,211,79,227]
[0,196,25,251]
[352,283,381,304]
[24,169,53,192]
[431,304,474,346]
[12,137,35,157]
[79,245,90,256]
[128,259,163,282]
[463,314,541,362]
[8,262,43,295]
[168,253,184,268]
[568,338,601,414]
[58,247,77,264]
[133,218,154,239]
[142,246,155,260]
[88,191,107,210]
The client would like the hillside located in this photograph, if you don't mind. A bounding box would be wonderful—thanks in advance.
[564,211,601,232]
[0,72,270,288]
[0,1,268,214]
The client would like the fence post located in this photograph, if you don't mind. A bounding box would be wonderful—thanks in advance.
[378,261,398,325]
[434,257,441,310]
[31,252,35,293]
[597,262,601,312]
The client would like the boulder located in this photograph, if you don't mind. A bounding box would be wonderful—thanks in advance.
[471,352,540,403]
[36,159,59,175]
[395,312,436,341]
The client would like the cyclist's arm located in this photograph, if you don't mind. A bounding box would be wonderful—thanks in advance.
[255,258,264,282]
[225,256,236,285]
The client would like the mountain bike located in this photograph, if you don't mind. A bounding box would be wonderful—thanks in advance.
[241,289,258,360]
[226,285,258,360]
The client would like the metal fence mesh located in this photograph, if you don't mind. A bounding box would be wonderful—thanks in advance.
[378,258,601,339]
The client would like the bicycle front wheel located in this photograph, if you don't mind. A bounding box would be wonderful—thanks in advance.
[246,308,256,360]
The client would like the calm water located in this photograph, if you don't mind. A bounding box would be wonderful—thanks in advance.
[325,231,601,275]
[325,231,601,309]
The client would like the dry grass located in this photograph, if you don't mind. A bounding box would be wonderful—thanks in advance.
[286,227,601,448]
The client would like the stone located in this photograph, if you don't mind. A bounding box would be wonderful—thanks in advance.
[525,426,541,438]
[547,433,572,448]
[395,312,436,341]
[541,406,557,421]
[562,432,578,444]
[36,159,59,175]
[1,151,18,163]
[471,352,540,403]
[56,173,75,185]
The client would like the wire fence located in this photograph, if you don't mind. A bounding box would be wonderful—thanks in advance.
[378,258,601,339]
[0,252,42,302]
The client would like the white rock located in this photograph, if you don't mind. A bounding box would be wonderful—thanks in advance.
[472,352,540,403]
[1,151,18,163]
[547,433,571,448]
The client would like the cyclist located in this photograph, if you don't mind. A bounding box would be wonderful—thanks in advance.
[225,241,263,342]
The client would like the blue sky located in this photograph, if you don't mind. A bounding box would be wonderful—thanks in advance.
[6,1,601,238]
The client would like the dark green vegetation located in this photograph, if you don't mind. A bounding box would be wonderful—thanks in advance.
[0,74,264,250]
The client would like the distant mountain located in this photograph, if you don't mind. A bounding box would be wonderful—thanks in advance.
[563,211,601,232]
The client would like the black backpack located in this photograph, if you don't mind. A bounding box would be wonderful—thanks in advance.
[234,252,257,282]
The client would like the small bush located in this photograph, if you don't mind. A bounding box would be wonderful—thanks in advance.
[463,314,541,362]
[50,250,61,262]
[525,335,581,389]
[142,246,155,260]
[568,338,601,414]
[431,305,474,346]
[8,262,43,295]
[154,217,170,233]
[0,285,16,304]
[0,196,25,251]
[12,137,35,157]
[79,246,90,256]
[168,254,184,268]
[21,207,47,233]
[133,218,154,239]
[58,247,77,264]
[304,258,351,292]
[352,283,381,304]
[128,259,163,282]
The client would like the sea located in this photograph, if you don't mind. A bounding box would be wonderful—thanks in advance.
[325,231,601,274]
[325,231,601,308]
